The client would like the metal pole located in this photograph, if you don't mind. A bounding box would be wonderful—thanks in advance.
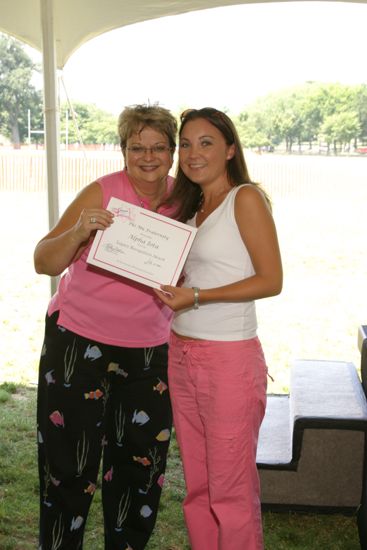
[28,109,31,146]
[66,109,69,150]
[40,0,60,295]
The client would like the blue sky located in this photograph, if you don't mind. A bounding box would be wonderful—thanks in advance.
[29,1,366,115]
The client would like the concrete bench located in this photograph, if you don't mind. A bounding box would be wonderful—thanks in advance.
[256,326,367,514]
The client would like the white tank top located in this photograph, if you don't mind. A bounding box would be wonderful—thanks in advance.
[172,184,257,341]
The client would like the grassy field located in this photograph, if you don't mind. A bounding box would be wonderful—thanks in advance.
[0,384,361,549]
[0,154,366,548]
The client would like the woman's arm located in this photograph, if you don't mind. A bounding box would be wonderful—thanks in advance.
[154,185,283,311]
[34,182,114,276]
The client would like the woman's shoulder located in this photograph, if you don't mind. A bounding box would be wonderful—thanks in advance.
[97,170,125,186]
[234,183,268,202]
[74,180,102,205]
[234,183,271,215]
[93,170,130,208]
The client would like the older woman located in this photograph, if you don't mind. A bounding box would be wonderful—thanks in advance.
[34,104,177,550]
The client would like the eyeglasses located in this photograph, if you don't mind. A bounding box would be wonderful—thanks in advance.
[125,145,172,156]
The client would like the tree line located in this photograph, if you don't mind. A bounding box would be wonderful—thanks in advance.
[0,35,118,149]
[1,34,366,154]
[234,81,367,153]
[0,35,43,147]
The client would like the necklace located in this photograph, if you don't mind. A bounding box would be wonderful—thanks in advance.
[130,179,167,210]
[130,185,147,208]
[137,196,146,208]
[199,188,231,214]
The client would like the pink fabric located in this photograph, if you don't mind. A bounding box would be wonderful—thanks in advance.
[168,332,267,550]
[49,170,175,347]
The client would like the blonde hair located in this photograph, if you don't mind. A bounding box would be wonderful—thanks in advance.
[118,104,177,150]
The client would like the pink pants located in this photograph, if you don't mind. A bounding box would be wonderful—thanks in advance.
[168,332,267,550]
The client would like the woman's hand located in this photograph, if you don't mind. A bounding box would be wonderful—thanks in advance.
[71,207,114,245]
[154,285,196,312]
[34,182,114,276]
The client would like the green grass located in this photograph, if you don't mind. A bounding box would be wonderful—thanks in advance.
[0,384,361,549]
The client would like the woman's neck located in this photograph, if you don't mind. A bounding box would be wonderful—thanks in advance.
[128,174,167,210]
[199,183,232,213]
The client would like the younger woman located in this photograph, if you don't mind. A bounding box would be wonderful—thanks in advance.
[155,107,283,550]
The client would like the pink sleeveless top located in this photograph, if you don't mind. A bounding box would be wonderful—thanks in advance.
[48,170,175,347]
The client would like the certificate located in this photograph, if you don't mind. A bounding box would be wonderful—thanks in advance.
[86,197,197,289]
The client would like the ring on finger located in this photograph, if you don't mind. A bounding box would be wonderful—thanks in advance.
[90,216,97,223]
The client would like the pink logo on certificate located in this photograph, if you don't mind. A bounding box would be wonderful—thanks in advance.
[112,206,136,222]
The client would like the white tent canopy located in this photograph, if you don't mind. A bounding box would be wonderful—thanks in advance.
[0,0,366,235]
[1,0,365,70]
[1,0,266,229]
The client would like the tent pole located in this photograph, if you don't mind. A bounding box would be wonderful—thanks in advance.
[40,0,60,295]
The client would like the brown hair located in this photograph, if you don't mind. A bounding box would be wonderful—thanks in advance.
[167,107,270,222]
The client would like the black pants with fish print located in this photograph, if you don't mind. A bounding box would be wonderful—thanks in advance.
[37,311,172,550]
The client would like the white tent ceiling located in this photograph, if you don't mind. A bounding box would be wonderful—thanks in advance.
[2,0,275,69]
[0,0,366,273]
[1,0,366,69]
